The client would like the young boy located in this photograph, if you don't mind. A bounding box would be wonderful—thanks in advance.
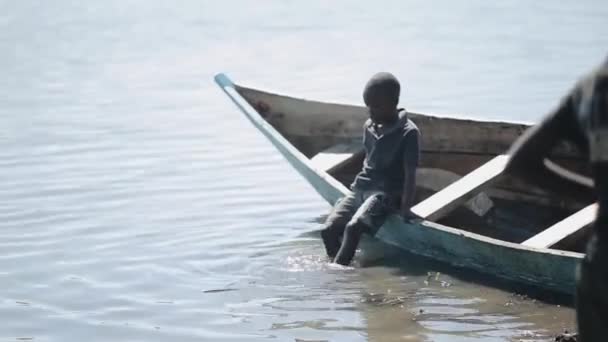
[321,72,421,266]
[505,57,607,341]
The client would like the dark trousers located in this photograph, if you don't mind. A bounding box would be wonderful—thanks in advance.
[321,190,394,265]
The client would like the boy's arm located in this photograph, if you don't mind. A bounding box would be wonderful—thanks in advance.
[400,130,420,219]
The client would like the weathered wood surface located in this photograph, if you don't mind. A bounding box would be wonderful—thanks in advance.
[239,85,589,210]
[215,73,584,296]
[415,168,494,217]
[522,203,598,249]
[310,143,362,173]
[412,155,509,221]
[317,146,587,210]
[237,85,580,158]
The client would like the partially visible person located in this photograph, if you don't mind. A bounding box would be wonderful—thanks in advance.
[505,57,608,341]
[321,72,420,266]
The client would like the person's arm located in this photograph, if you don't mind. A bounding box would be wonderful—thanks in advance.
[400,130,420,219]
[505,93,593,200]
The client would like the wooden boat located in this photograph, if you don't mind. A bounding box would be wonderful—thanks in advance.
[214,73,597,296]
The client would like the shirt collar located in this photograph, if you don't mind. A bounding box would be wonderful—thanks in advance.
[367,109,407,137]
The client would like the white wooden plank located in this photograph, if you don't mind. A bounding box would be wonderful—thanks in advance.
[416,168,494,217]
[522,203,598,249]
[411,155,509,221]
[310,143,360,172]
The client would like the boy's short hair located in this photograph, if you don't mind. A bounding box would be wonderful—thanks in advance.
[363,72,400,105]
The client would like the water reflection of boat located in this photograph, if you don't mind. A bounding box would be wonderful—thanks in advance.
[215,73,595,296]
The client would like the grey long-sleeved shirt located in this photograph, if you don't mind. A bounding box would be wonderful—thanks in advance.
[351,109,420,199]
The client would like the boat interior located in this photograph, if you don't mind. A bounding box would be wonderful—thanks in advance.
[236,85,597,253]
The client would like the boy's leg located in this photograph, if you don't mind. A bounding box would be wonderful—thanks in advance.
[321,193,358,258]
[333,192,390,265]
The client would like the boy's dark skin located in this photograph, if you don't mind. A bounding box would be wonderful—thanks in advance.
[505,59,607,341]
[322,73,420,266]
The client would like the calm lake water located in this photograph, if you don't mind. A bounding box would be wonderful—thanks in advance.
[1,1,608,341]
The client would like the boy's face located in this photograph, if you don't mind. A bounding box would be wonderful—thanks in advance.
[366,94,397,124]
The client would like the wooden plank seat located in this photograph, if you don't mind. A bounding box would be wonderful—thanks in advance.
[412,155,509,221]
[310,143,362,173]
[416,168,494,218]
[522,203,598,249]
